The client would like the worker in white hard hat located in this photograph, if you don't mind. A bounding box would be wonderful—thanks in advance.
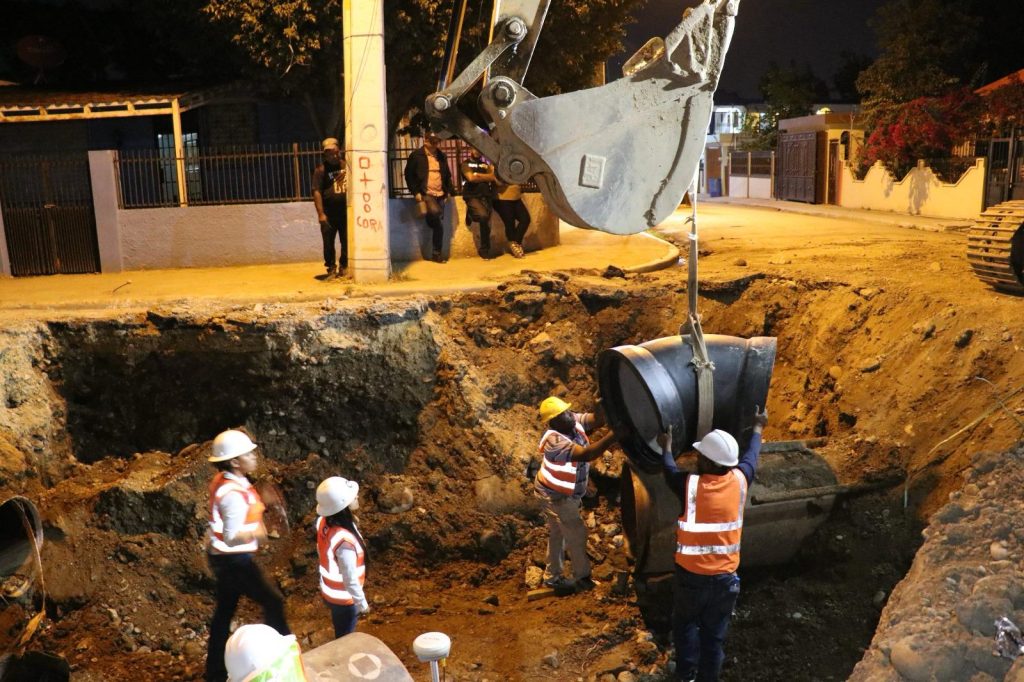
[534,395,619,594]
[658,406,768,682]
[205,429,291,682]
[314,476,369,637]
[224,623,307,682]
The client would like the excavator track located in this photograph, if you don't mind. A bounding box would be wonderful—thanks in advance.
[967,200,1024,295]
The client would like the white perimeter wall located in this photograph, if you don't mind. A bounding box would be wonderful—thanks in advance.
[117,196,559,271]
[727,176,772,199]
[119,203,318,270]
[839,159,986,220]
[90,150,560,272]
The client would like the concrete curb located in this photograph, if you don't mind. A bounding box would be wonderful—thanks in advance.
[623,232,682,274]
[705,197,974,234]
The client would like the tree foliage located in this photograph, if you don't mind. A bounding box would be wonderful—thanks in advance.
[832,51,872,103]
[859,89,977,178]
[856,0,981,128]
[740,62,827,150]
[0,0,238,87]
[855,0,1024,179]
[203,0,345,137]
[978,76,1024,137]
[203,0,644,139]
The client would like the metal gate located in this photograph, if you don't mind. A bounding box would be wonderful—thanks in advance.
[775,131,819,203]
[0,154,100,276]
[980,131,1024,209]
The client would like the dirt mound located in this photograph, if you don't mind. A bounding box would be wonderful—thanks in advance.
[3,209,1024,680]
[851,445,1024,681]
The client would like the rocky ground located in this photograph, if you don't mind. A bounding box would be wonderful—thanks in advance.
[2,204,1024,680]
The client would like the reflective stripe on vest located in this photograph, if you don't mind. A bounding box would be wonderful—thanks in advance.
[316,516,366,606]
[208,473,264,554]
[675,469,748,575]
[536,424,589,496]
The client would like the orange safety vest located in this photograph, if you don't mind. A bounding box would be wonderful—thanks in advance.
[208,472,265,554]
[316,516,366,606]
[536,424,589,496]
[675,469,748,575]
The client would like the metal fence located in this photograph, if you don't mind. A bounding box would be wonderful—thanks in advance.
[116,139,538,209]
[116,142,323,208]
[921,156,978,184]
[728,150,774,177]
[0,153,100,275]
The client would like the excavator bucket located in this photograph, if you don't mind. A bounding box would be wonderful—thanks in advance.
[427,0,740,235]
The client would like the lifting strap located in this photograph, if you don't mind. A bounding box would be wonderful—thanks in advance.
[681,179,715,440]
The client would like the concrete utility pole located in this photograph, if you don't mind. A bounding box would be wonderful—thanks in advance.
[343,0,391,282]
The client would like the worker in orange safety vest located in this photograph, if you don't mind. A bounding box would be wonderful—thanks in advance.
[534,395,619,593]
[659,406,767,682]
[205,429,291,682]
[314,476,369,637]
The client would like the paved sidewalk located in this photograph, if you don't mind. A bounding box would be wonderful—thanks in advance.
[0,198,973,319]
[703,196,976,233]
[0,223,679,318]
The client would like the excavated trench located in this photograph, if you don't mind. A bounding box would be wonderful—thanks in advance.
[5,268,1005,681]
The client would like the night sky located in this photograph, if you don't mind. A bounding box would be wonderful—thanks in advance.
[610,0,889,101]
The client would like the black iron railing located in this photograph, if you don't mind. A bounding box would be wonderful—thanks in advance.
[115,140,538,209]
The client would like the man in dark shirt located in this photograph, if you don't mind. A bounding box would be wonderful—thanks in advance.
[660,406,767,682]
[460,151,497,259]
[403,132,456,263]
[312,138,348,279]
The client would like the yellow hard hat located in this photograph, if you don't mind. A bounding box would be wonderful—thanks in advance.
[538,396,571,422]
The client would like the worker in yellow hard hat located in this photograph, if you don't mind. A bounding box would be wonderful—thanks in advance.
[533,395,618,593]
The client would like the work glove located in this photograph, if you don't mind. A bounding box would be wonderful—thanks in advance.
[753,405,769,429]
[656,425,673,454]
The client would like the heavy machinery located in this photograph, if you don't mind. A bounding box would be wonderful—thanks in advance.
[426,0,739,235]
[967,200,1024,294]
[427,0,845,619]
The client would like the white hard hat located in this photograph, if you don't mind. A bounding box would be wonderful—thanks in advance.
[224,624,294,682]
[209,430,257,463]
[315,476,359,517]
[693,429,739,467]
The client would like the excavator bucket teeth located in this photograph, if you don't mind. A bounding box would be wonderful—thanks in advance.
[503,0,739,234]
[428,0,738,235]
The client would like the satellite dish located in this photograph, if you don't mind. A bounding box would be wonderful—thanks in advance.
[16,35,67,71]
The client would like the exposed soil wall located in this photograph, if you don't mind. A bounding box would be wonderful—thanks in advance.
[1,247,1022,680]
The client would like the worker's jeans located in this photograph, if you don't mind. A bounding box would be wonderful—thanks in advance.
[320,207,348,271]
[464,196,493,251]
[672,567,740,682]
[494,198,531,244]
[423,194,447,255]
[327,601,359,638]
[537,492,591,581]
[206,552,290,682]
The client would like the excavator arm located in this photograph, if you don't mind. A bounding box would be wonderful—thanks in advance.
[426,0,740,235]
